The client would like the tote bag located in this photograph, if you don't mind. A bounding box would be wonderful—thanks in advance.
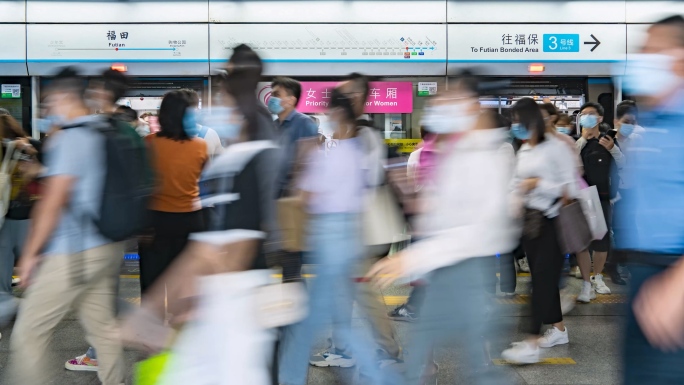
[577,185,608,240]
[555,199,593,255]
[0,142,19,229]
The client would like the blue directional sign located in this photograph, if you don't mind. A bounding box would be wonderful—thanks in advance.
[543,34,580,53]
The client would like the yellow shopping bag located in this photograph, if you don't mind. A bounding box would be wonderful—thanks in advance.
[135,351,171,385]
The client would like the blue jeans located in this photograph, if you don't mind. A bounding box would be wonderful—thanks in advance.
[404,258,504,385]
[278,213,399,385]
[0,219,29,322]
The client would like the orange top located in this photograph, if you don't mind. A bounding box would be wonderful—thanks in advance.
[145,134,208,213]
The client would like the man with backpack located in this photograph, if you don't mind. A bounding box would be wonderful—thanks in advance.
[575,102,624,303]
[11,67,150,385]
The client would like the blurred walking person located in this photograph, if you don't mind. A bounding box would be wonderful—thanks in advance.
[367,72,518,384]
[0,114,42,337]
[614,15,684,385]
[123,44,287,385]
[279,89,397,385]
[502,98,577,364]
[11,67,127,385]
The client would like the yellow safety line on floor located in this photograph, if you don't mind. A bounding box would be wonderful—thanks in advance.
[492,357,576,365]
[497,294,627,305]
[124,294,624,307]
[121,273,531,280]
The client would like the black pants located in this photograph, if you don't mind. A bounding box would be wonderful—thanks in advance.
[482,254,516,295]
[523,215,564,335]
[138,210,205,295]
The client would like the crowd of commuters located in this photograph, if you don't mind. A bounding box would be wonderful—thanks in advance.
[0,14,682,385]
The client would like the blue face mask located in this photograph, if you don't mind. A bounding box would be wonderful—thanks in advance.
[36,118,53,133]
[202,107,242,142]
[579,114,598,129]
[267,97,284,115]
[620,123,635,137]
[510,123,530,140]
[183,109,199,137]
[556,126,572,135]
[621,54,679,97]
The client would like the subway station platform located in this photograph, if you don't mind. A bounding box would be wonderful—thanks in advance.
[0,260,626,385]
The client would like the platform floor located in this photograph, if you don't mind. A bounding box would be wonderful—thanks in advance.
[0,260,627,385]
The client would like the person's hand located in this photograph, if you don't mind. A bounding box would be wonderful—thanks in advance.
[520,178,539,193]
[599,135,615,150]
[365,255,406,289]
[17,253,39,289]
[633,262,684,351]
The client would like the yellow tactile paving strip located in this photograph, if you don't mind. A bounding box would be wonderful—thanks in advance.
[384,294,627,305]
[492,357,577,365]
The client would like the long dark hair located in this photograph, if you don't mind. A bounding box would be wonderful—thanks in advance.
[512,98,546,144]
[221,44,273,142]
[157,90,191,141]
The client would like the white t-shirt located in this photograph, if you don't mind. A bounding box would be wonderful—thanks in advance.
[201,126,224,158]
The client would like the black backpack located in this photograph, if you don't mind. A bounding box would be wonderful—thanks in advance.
[66,118,154,241]
[580,136,615,200]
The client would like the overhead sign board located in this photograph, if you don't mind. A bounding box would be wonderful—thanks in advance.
[0,0,25,22]
[27,24,209,76]
[625,1,684,23]
[27,0,207,23]
[447,24,626,76]
[209,0,445,23]
[210,24,447,76]
[447,1,625,23]
[257,81,413,114]
[0,24,27,76]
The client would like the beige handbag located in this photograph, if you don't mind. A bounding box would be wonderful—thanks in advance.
[363,184,408,246]
[276,196,308,252]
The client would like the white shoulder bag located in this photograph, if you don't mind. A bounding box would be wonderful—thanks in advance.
[0,141,19,229]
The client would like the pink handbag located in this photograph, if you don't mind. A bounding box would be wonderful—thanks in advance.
[577,175,589,190]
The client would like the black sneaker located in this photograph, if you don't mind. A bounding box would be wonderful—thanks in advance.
[388,304,417,322]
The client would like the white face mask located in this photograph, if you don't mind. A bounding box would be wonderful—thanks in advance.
[421,104,477,134]
[623,53,682,97]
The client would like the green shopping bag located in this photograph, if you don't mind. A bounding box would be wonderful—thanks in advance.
[135,351,171,385]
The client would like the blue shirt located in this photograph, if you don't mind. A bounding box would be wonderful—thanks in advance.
[275,110,318,197]
[616,90,684,256]
[43,115,110,255]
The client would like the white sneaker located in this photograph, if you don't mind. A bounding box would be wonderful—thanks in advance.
[592,274,611,294]
[577,281,596,303]
[518,258,530,273]
[501,341,540,364]
[538,327,569,348]
[309,347,356,368]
